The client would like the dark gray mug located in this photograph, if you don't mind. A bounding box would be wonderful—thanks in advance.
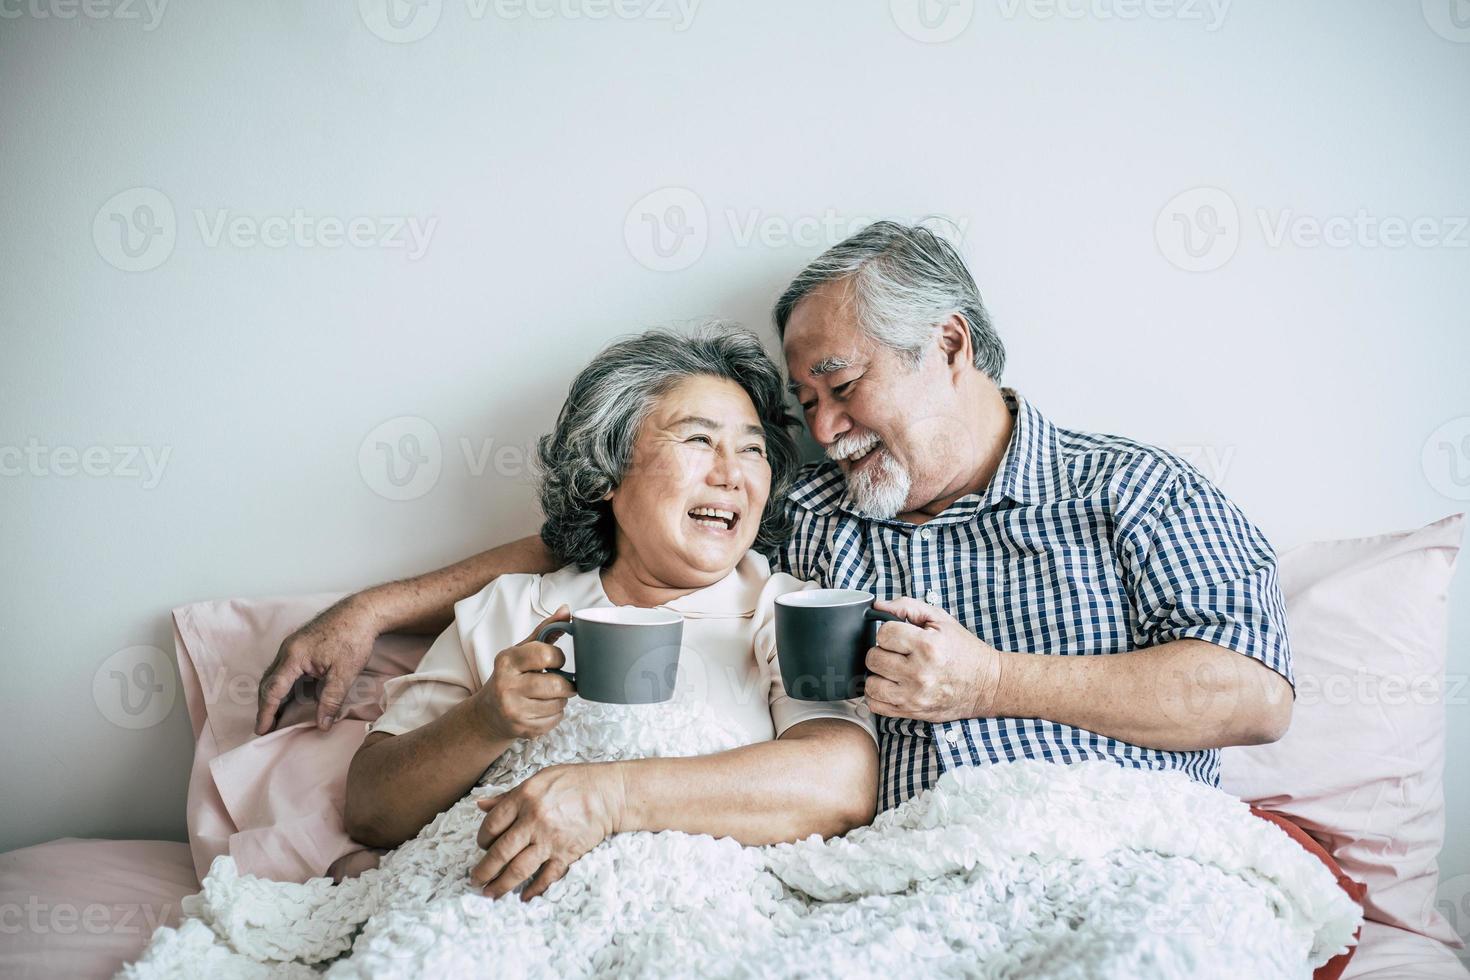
[536,607,684,705]
[774,589,899,702]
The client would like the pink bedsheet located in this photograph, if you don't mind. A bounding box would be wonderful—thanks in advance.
[1343,920,1470,979]
[0,838,198,980]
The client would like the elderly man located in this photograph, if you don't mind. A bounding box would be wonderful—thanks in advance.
[258,221,1294,814]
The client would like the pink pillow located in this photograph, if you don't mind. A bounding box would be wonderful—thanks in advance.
[172,595,431,884]
[1220,514,1465,947]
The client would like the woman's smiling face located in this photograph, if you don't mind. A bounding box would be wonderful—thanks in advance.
[607,375,772,589]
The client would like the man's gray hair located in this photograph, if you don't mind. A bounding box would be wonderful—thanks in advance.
[772,220,1005,381]
[536,326,799,571]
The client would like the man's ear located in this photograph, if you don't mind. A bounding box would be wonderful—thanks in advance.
[937,314,973,374]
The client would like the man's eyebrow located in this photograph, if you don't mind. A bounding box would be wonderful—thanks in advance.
[810,356,854,377]
[786,356,855,397]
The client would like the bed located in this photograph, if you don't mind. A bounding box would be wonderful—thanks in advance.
[0,822,1465,977]
[2,516,1466,978]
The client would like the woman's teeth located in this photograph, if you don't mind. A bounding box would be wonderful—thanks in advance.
[689,507,736,530]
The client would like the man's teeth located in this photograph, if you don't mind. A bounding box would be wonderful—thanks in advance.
[837,434,880,462]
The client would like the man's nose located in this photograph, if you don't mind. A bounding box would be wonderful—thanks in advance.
[807,400,850,449]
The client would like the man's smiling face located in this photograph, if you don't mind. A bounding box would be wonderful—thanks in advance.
[782,279,978,519]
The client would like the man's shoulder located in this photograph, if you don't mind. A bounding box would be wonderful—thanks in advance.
[1052,424,1210,502]
[786,459,846,514]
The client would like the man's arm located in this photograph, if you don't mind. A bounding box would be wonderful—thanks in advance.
[255,534,557,735]
[990,637,1294,748]
[864,598,1293,750]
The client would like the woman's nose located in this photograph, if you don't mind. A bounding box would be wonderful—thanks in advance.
[706,446,741,490]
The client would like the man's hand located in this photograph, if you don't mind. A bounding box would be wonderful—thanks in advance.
[470,762,626,901]
[474,607,576,742]
[863,597,1002,723]
[255,596,381,735]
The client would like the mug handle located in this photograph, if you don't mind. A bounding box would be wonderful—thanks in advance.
[863,608,900,648]
[536,621,577,690]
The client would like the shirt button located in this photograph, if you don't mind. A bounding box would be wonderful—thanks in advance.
[919,527,932,541]
[945,729,959,745]
[925,590,940,605]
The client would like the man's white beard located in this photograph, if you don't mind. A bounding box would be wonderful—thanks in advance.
[845,448,911,519]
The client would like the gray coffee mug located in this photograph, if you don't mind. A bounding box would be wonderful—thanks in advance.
[774,589,899,702]
[536,607,684,705]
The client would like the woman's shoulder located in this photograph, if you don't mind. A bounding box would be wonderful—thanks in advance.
[449,567,599,658]
[749,553,819,620]
[450,573,543,631]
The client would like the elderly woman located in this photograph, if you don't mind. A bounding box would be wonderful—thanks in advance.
[343,328,878,901]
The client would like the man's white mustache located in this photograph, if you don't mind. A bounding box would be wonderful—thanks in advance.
[826,430,881,463]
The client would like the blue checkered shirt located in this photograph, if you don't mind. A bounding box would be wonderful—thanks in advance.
[775,390,1294,813]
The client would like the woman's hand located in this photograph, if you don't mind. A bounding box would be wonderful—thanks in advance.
[474,607,577,741]
[469,762,627,901]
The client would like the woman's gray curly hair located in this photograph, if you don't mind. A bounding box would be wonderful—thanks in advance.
[536,326,799,571]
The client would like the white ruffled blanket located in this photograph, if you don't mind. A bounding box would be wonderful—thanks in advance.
[121,698,1361,979]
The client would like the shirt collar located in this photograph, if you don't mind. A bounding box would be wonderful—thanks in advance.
[984,389,1070,508]
[533,551,768,620]
[786,388,1070,520]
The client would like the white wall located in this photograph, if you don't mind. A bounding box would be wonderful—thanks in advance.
[2,0,1466,940]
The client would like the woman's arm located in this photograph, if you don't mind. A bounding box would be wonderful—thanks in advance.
[469,719,878,900]
[615,718,877,843]
[346,612,576,849]
[345,700,514,849]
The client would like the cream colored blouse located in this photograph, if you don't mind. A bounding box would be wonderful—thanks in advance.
[370,551,876,747]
